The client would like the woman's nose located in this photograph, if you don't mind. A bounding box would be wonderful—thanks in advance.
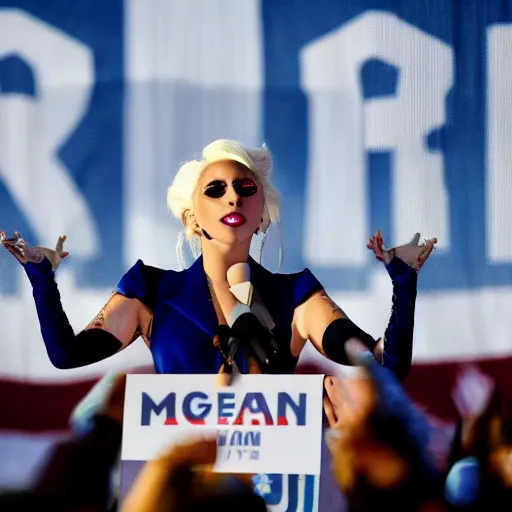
[226,186,242,207]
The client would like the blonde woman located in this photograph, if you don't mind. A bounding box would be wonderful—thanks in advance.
[1,139,436,379]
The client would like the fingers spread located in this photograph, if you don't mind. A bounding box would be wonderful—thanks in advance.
[410,232,421,246]
[55,235,67,253]
[417,240,436,267]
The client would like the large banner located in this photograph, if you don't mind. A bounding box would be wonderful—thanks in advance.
[3,0,512,379]
[2,0,511,500]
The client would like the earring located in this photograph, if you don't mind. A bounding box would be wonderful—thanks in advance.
[255,217,265,235]
[189,213,201,233]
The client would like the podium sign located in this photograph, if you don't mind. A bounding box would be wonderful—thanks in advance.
[121,373,325,476]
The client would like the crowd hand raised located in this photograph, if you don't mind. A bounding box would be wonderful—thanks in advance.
[451,365,496,458]
[451,364,495,422]
[323,372,381,493]
[0,231,69,271]
[121,437,256,512]
[367,229,438,271]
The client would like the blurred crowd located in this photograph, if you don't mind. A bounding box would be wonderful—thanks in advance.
[1,353,510,512]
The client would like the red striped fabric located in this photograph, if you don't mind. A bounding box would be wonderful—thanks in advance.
[1,354,512,433]
[0,377,97,433]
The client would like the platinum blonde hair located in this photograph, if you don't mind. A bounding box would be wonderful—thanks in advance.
[167,139,282,269]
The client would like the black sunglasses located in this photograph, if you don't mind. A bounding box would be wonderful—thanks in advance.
[204,178,258,199]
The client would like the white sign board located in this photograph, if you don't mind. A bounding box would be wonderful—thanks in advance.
[121,374,325,475]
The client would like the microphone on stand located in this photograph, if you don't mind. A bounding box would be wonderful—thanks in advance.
[226,263,253,306]
[226,263,283,374]
[226,263,274,331]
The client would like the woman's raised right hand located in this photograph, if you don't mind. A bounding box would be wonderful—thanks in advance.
[0,231,69,271]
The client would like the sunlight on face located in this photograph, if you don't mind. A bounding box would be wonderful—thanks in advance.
[192,160,264,249]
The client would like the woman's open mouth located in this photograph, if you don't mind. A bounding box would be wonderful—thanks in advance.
[221,213,246,227]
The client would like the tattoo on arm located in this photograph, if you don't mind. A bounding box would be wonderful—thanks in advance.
[85,292,116,331]
[85,306,106,330]
[320,293,346,322]
[84,296,142,345]
[85,305,142,345]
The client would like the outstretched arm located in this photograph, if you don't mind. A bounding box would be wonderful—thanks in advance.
[1,231,148,369]
[368,230,437,380]
[292,230,437,381]
[293,288,379,366]
[83,292,149,348]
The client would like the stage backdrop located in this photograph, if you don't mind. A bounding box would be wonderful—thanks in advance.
[2,0,512,497]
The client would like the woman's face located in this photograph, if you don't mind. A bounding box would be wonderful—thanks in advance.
[191,160,264,249]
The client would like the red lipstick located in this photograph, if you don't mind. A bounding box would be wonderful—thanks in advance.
[221,213,246,227]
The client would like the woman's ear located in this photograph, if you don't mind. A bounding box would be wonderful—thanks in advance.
[183,209,201,236]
